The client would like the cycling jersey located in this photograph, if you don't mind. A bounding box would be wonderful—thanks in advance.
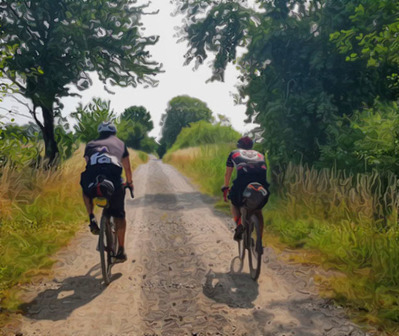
[80,135,129,218]
[226,149,267,179]
[226,149,269,207]
[84,135,129,168]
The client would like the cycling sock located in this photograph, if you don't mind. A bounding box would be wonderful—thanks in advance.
[89,213,95,221]
[234,216,242,226]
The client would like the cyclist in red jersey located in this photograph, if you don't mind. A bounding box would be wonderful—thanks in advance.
[221,136,270,240]
[80,121,133,262]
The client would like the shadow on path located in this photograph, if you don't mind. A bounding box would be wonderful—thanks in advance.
[203,270,259,309]
[19,265,121,321]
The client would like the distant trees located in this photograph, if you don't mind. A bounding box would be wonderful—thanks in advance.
[118,106,158,153]
[71,99,157,153]
[0,0,161,164]
[159,95,213,156]
[174,0,399,174]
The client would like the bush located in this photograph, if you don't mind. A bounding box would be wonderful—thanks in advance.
[168,121,241,153]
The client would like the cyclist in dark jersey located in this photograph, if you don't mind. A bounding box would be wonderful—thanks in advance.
[80,121,133,262]
[221,136,270,241]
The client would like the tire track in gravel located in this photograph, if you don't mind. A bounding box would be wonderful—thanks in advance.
[6,157,370,336]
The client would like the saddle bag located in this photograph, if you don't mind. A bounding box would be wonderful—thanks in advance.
[242,182,269,210]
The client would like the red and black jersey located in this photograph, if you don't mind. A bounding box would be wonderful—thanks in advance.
[226,149,267,178]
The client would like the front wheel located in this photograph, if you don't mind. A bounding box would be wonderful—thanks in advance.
[247,214,262,281]
[231,235,245,274]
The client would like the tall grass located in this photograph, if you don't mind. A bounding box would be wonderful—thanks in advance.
[267,164,399,330]
[165,144,399,333]
[0,146,147,313]
[164,144,235,196]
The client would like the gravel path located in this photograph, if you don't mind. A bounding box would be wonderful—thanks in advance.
[5,158,369,336]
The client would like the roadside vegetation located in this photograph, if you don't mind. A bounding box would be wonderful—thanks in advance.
[0,144,147,313]
[164,122,399,334]
[0,99,150,323]
[166,2,399,334]
[2,0,399,334]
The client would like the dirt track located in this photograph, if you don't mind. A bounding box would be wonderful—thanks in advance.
[6,158,368,336]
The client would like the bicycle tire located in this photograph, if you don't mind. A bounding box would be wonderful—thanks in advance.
[99,215,111,285]
[109,217,118,267]
[234,234,245,273]
[247,214,262,281]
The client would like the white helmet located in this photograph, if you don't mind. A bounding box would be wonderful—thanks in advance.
[98,121,116,134]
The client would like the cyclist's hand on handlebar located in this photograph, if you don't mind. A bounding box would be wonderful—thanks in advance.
[123,181,134,198]
[221,185,230,202]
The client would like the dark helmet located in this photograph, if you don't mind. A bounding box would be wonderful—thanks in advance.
[237,136,253,150]
[98,121,117,134]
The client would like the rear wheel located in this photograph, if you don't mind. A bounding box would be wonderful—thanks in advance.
[247,214,262,281]
[233,235,245,273]
[99,215,112,285]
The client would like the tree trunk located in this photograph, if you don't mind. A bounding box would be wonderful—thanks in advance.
[41,105,59,166]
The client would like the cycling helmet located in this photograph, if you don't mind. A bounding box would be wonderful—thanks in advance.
[98,121,117,134]
[237,136,253,150]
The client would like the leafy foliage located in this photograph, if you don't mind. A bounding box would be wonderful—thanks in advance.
[0,123,41,168]
[71,98,116,143]
[120,106,154,132]
[332,1,399,83]
[117,106,157,153]
[0,0,161,162]
[320,102,399,174]
[168,120,240,152]
[175,0,399,171]
[159,95,213,154]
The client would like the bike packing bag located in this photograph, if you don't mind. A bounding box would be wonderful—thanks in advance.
[81,164,121,199]
[242,182,269,210]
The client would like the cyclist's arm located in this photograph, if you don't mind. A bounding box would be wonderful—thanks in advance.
[122,156,133,185]
[223,166,234,187]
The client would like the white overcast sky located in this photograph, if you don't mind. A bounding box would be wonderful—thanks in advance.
[1,1,255,139]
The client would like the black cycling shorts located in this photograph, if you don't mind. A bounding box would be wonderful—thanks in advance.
[80,165,125,218]
[229,175,270,208]
[102,186,126,219]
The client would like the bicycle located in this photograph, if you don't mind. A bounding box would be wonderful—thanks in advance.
[225,182,268,281]
[92,181,134,285]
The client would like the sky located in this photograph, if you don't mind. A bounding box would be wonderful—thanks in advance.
[1,1,255,140]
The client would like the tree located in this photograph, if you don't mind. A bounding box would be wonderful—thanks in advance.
[117,105,156,152]
[71,98,116,143]
[174,0,398,171]
[117,120,147,149]
[331,1,399,91]
[120,106,153,133]
[0,0,161,164]
[159,95,213,151]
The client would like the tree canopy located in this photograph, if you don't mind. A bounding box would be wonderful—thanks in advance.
[174,0,399,171]
[118,105,157,152]
[0,0,161,163]
[159,95,213,154]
